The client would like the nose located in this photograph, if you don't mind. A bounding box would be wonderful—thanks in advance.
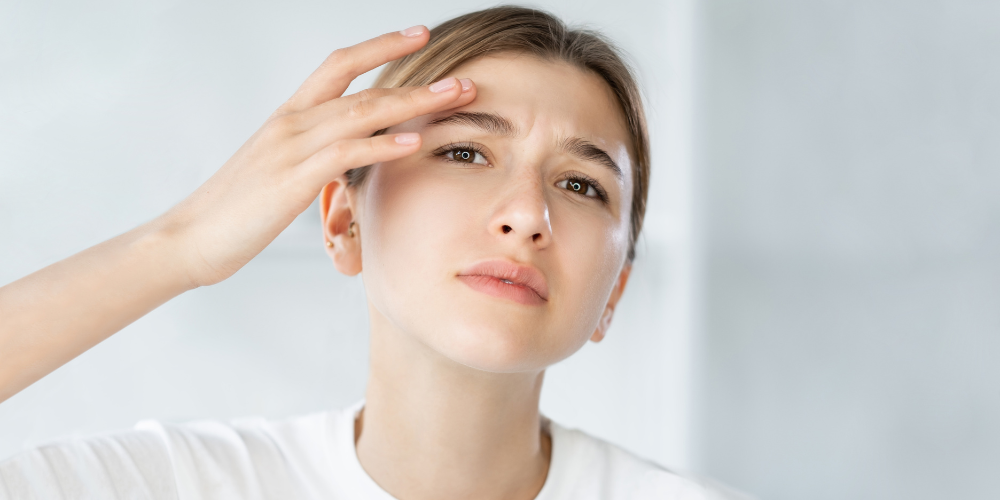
[488,178,552,250]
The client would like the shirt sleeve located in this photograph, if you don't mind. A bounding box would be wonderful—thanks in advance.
[0,426,179,500]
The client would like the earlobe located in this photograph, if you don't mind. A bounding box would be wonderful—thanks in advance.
[319,177,362,276]
[589,264,632,343]
[590,307,614,343]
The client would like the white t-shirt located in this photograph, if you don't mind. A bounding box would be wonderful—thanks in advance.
[0,402,743,499]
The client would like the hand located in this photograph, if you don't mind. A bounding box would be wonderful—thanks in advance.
[159,26,476,287]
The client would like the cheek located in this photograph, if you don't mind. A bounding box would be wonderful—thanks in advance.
[358,158,633,370]
[359,162,482,311]
[547,202,629,344]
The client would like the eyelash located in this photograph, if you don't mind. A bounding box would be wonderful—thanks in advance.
[431,142,491,166]
[431,142,609,204]
[557,173,609,204]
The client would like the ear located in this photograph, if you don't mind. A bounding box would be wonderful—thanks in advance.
[590,264,632,343]
[319,176,362,276]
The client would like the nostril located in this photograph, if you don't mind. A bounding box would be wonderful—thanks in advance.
[532,233,541,242]
[502,225,512,234]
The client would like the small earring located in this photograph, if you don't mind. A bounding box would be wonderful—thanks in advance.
[325,240,333,247]
[348,221,356,237]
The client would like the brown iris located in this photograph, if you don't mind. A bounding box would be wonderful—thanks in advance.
[453,148,475,163]
[567,180,587,193]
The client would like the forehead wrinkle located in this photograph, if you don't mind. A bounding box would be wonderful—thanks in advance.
[427,111,520,138]
[559,137,624,180]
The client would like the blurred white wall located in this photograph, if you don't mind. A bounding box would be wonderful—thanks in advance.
[0,0,695,474]
[12,2,995,498]
[693,1,1000,499]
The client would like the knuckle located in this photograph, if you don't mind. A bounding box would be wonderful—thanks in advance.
[330,140,361,165]
[370,35,394,58]
[265,114,298,137]
[347,99,377,120]
[328,140,348,159]
[323,49,349,70]
[355,88,380,102]
[355,89,382,102]
[403,90,421,108]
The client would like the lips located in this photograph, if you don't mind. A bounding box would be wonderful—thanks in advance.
[457,260,549,306]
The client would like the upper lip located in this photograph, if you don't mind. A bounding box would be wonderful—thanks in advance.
[457,259,550,301]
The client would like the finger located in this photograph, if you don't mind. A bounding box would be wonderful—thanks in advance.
[298,78,477,131]
[294,86,414,130]
[282,26,429,114]
[300,133,423,184]
[296,78,476,152]
[438,78,478,110]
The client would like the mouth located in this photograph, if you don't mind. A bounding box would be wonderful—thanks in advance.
[456,260,549,306]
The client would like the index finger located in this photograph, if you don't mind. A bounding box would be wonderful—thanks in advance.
[282,26,429,113]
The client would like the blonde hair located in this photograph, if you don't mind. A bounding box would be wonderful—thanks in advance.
[349,6,649,262]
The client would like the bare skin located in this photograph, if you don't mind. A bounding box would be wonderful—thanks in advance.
[321,55,635,500]
[0,26,477,403]
[0,33,635,500]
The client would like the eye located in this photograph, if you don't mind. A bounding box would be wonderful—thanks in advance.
[445,147,488,165]
[557,178,601,199]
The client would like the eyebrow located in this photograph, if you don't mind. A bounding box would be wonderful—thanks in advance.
[427,111,623,179]
[427,111,519,137]
[560,137,623,179]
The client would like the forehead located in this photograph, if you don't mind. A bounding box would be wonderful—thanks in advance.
[440,54,633,168]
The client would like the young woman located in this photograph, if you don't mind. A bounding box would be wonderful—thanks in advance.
[0,6,739,500]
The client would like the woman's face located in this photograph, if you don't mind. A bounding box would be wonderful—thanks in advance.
[352,54,634,373]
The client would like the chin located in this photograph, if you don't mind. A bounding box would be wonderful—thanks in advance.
[426,315,576,373]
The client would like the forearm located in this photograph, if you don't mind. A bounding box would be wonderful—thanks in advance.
[0,221,194,402]
[0,26,467,404]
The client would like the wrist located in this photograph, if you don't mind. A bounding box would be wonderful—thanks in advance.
[133,214,204,293]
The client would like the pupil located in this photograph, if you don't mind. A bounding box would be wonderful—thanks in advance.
[570,181,582,191]
[457,150,471,161]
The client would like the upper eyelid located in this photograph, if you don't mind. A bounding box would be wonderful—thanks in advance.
[558,170,604,190]
[430,141,494,164]
[561,173,609,203]
[430,142,611,202]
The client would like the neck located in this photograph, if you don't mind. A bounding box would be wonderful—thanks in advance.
[355,306,551,500]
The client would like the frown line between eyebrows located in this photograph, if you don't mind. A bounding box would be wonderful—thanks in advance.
[427,111,623,180]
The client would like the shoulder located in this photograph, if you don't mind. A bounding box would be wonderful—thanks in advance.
[0,422,177,499]
[544,422,753,500]
[138,408,351,498]
[0,408,349,500]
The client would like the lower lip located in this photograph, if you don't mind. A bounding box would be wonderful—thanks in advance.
[458,275,546,306]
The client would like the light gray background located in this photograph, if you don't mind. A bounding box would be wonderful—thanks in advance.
[3,1,999,499]
[693,1,1000,499]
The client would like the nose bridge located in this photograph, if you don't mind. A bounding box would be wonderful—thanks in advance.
[508,166,547,213]
[490,164,552,246]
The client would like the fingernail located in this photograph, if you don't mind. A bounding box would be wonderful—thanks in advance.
[399,25,425,37]
[429,78,457,93]
[395,133,420,145]
[459,78,473,92]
